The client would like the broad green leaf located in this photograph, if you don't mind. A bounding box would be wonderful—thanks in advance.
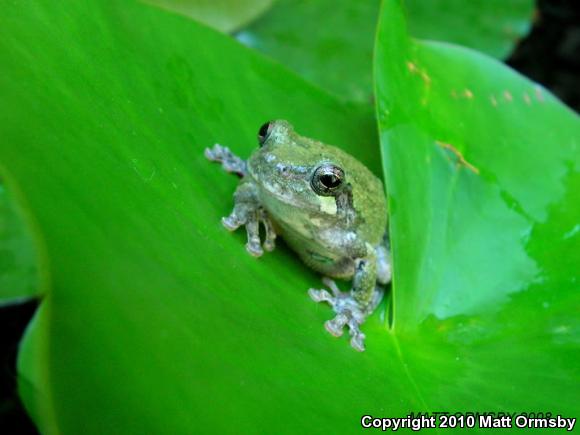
[376,0,579,415]
[237,0,534,104]
[0,176,40,304]
[405,0,535,59]
[237,0,380,104]
[0,1,394,433]
[147,0,273,32]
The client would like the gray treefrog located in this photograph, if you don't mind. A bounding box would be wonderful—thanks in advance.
[205,120,391,351]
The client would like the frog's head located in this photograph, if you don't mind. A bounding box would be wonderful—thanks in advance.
[248,120,354,222]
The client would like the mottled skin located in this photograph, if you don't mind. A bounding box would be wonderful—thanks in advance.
[205,120,391,351]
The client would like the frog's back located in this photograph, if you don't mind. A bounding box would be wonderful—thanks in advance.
[270,141,388,279]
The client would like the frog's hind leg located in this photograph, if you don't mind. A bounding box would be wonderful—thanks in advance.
[309,277,383,352]
[308,244,383,352]
[205,144,247,177]
[221,180,277,257]
[376,233,392,285]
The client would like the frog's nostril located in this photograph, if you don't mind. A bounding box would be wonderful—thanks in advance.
[276,163,290,177]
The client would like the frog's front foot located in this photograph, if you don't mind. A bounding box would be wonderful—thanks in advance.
[308,278,383,352]
[222,208,276,257]
[205,144,247,177]
[217,172,277,260]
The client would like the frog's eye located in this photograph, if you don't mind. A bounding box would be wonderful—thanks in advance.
[311,164,345,196]
[258,121,273,147]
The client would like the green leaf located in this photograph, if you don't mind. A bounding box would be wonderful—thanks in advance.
[237,0,380,104]
[0,175,41,304]
[376,0,579,413]
[147,0,274,32]
[0,1,390,433]
[405,0,535,59]
[237,0,534,104]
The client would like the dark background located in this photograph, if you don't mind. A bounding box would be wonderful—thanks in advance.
[508,0,579,111]
[0,1,578,433]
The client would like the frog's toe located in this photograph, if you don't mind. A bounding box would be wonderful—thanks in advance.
[222,215,242,231]
[324,312,349,337]
[263,238,275,252]
[259,210,277,252]
[321,277,341,296]
[349,322,366,352]
[308,288,333,303]
[245,240,264,257]
[204,145,220,161]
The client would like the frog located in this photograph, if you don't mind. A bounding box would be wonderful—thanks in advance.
[205,120,391,351]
